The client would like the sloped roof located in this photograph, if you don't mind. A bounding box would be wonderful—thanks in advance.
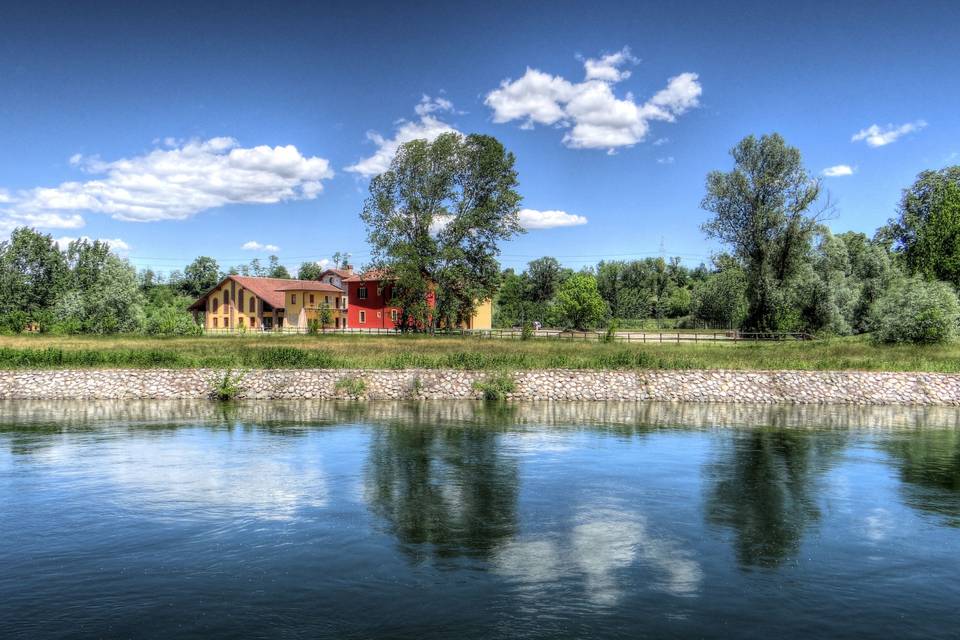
[274,281,343,293]
[319,268,354,279]
[343,269,392,283]
[188,275,318,311]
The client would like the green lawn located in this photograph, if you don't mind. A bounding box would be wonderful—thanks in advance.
[0,333,956,372]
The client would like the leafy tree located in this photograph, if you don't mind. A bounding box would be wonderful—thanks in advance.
[180,256,220,297]
[691,266,748,328]
[666,286,692,318]
[297,261,324,281]
[0,227,68,319]
[319,302,333,328]
[553,273,608,330]
[525,257,563,303]
[331,251,352,269]
[267,255,290,279]
[871,277,960,344]
[878,169,960,287]
[53,244,144,334]
[361,132,523,330]
[702,134,826,330]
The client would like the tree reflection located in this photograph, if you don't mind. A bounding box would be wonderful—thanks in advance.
[704,429,846,568]
[364,421,519,560]
[883,429,960,526]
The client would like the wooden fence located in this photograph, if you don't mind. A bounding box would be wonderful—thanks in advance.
[202,327,813,342]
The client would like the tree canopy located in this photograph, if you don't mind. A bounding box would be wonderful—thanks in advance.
[361,132,523,329]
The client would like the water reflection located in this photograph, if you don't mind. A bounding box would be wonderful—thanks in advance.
[364,423,519,559]
[883,429,960,526]
[704,429,847,567]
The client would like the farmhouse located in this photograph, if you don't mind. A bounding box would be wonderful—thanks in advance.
[187,267,492,331]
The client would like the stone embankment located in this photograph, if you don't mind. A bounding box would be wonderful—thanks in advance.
[1,369,959,405]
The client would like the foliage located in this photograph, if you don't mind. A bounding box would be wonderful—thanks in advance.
[211,369,245,400]
[877,166,960,286]
[308,318,321,335]
[520,321,533,341]
[266,255,290,278]
[335,375,367,398]
[553,273,608,330]
[180,256,221,297]
[871,277,960,345]
[691,265,748,328]
[297,262,324,281]
[361,132,523,330]
[473,371,516,400]
[0,228,68,318]
[702,134,825,330]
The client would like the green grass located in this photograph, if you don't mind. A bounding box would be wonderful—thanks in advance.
[0,333,957,372]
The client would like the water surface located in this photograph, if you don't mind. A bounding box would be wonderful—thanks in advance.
[1,401,958,639]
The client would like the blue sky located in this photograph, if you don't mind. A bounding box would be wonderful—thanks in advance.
[1,0,958,274]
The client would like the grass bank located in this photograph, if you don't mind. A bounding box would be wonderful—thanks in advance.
[0,334,957,373]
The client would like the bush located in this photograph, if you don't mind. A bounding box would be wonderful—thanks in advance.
[211,369,245,400]
[335,375,367,398]
[473,371,516,400]
[603,320,619,343]
[520,321,533,341]
[871,278,960,344]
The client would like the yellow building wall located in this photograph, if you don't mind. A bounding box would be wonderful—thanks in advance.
[283,290,348,328]
[204,281,282,331]
[467,299,493,330]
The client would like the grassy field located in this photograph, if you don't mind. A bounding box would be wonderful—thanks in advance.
[0,333,956,372]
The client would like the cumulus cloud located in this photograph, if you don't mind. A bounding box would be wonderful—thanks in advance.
[1,138,334,224]
[822,164,854,177]
[518,208,588,229]
[54,235,130,253]
[582,46,639,82]
[852,121,926,147]
[242,240,280,252]
[346,97,461,178]
[485,48,701,151]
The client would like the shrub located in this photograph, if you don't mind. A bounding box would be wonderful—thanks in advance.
[871,277,960,344]
[473,371,516,401]
[211,369,245,400]
[308,319,321,335]
[604,319,619,344]
[520,321,533,341]
[335,375,367,398]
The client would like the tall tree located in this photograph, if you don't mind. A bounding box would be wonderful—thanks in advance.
[553,272,608,330]
[525,256,563,303]
[267,255,289,278]
[297,261,324,281]
[180,256,220,297]
[878,167,960,287]
[361,132,523,329]
[701,134,826,330]
[0,227,68,317]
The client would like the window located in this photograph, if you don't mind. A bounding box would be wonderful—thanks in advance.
[249,297,255,313]
[309,294,314,305]
[223,290,230,305]
[391,309,398,322]
[212,298,219,313]
[238,290,244,309]
[292,294,297,305]
[250,317,256,327]
[359,310,366,324]
[213,317,218,328]
[238,316,244,327]
[224,317,230,328]
[358,286,367,299]
[324,295,329,305]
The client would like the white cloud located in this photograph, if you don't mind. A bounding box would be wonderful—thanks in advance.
[518,208,588,229]
[1,137,334,224]
[582,46,639,82]
[822,164,854,177]
[5,212,85,229]
[345,99,461,178]
[657,156,675,164]
[485,48,701,151]
[242,240,280,252]
[652,137,669,146]
[413,94,454,117]
[852,120,927,147]
[54,235,130,253]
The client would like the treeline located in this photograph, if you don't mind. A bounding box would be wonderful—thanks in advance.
[496,137,960,344]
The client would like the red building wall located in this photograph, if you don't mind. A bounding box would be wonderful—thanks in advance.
[346,279,399,329]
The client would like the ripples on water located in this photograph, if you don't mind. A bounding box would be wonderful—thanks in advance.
[1,401,958,639]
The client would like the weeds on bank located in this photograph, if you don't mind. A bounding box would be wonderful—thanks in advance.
[335,375,367,398]
[473,372,517,401]
[211,369,246,401]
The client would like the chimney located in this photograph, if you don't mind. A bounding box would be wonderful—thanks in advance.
[344,264,353,274]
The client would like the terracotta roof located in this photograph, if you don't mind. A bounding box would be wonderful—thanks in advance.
[188,275,313,311]
[343,269,392,283]
[320,268,354,279]
[274,281,343,293]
